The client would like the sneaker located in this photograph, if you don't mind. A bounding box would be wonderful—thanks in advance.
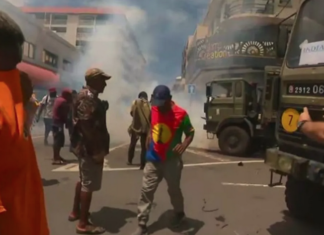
[170,212,186,228]
[131,225,148,235]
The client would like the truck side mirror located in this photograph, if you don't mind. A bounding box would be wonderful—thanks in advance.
[277,27,289,58]
[206,86,211,97]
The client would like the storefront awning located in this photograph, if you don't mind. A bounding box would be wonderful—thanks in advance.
[17,62,59,87]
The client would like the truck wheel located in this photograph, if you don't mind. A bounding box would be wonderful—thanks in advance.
[285,176,324,224]
[218,126,250,156]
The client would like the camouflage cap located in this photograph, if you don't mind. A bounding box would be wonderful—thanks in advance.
[85,68,111,82]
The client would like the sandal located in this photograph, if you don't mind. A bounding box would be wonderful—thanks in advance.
[68,212,91,222]
[60,156,69,162]
[76,225,105,234]
[52,160,66,165]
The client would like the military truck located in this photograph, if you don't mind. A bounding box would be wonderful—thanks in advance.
[203,66,280,155]
[265,0,324,223]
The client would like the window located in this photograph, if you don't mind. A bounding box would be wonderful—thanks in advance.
[235,82,242,97]
[23,42,35,59]
[33,13,45,19]
[286,0,324,67]
[63,59,73,72]
[223,4,230,20]
[44,13,51,24]
[79,15,95,25]
[76,40,89,52]
[51,27,67,33]
[42,50,58,67]
[279,0,292,6]
[33,13,46,24]
[51,14,67,25]
[76,27,94,34]
[95,14,110,25]
[211,82,233,98]
[76,40,89,47]
[242,0,254,5]
[112,14,126,24]
[76,27,94,39]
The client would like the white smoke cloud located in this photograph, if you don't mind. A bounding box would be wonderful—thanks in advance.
[74,1,215,149]
[6,0,212,148]
[5,0,24,7]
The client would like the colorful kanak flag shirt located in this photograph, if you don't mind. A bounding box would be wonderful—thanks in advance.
[147,102,195,162]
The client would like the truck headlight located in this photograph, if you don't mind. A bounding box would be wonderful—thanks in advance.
[278,156,293,173]
[265,148,279,168]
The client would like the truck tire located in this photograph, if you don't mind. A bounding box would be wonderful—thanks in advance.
[218,126,250,156]
[285,176,324,224]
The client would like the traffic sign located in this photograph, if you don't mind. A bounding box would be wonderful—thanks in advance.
[188,84,196,94]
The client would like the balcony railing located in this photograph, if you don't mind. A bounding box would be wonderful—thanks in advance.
[95,20,107,26]
[40,19,51,25]
[223,0,274,19]
[51,19,67,25]
[79,19,94,26]
[76,32,93,39]
[53,32,66,38]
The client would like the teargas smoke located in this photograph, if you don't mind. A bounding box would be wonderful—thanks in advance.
[73,1,214,149]
[9,0,214,149]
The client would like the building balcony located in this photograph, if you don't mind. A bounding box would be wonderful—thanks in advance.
[53,32,66,39]
[95,20,107,26]
[76,32,93,40]
[223,0,274,20]
[51,19,67,25]
[183,24,285,83]
[78,19,95,26]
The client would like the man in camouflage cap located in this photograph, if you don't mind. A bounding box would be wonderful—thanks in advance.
[69,68,111,234]
[85,68,111,82]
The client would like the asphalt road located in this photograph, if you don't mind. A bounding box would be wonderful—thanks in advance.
[33,134,324,235]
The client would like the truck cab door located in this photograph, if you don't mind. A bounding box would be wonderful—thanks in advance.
[261,66,281,125]
[234,81,244,115]
[243,81,255,116]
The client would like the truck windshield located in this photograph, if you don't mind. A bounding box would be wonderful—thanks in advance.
[211,82,232,98]
[286,0,324,67]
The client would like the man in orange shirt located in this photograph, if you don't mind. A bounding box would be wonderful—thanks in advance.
[0,11,49,235]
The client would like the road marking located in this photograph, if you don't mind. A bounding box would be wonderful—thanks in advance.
[186,149,227,162]
[32,135,45,139]
[221,182,285,188]
[184,160,263,167]
[109,143,128,151]
[52,143,128,172]
[53,159,263,172]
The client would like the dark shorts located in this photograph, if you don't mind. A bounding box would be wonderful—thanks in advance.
[52,125,65,148]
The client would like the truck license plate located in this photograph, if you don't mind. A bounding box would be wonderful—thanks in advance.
[287,83,324,96]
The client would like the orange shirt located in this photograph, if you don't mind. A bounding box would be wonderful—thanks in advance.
[0,69,49,235]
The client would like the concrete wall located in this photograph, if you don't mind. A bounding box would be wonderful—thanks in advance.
[65,15,79,45]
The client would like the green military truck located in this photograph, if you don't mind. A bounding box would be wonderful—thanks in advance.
[203,66,280,155]
[265,0,324,223]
